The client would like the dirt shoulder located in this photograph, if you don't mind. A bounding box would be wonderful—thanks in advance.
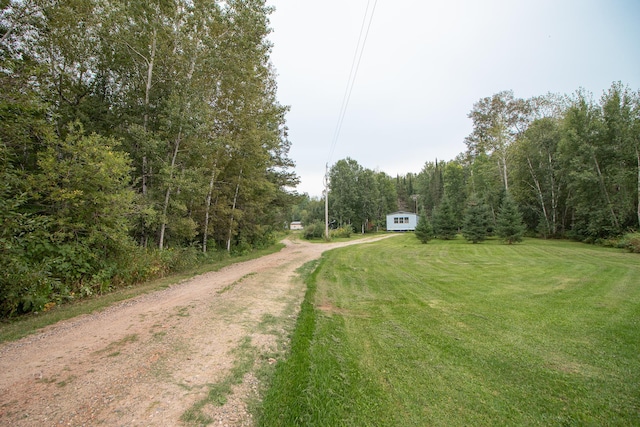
[0,234,397,426]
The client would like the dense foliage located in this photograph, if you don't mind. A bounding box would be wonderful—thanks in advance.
[0,0,297,316]
[328,158,398,233]
[321,83,639,246]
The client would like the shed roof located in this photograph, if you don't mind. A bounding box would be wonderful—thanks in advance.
[387,211,416,216]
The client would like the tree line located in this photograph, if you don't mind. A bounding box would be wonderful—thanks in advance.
[298,82,639,246]
[0,0,297,316]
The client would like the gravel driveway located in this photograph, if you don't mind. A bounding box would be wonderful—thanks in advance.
[0,234,396,426]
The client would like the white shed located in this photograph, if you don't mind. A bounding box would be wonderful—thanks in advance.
[386,211,418,232]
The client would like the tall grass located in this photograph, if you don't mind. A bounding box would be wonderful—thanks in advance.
[259,235,640,426]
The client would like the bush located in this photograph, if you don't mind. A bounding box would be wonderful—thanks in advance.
[0,258,59,316]
[330,226,352,239]
[616,233,640,253]
[304,221,325,240]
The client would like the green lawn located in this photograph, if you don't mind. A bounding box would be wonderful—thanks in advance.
[259,235,640,426]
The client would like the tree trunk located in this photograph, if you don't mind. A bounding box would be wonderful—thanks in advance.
[548,151,558,236]
[593,154,620,230]
[203,163,217,253]
[159,128,181,250]
[227,169,242,252]
[527,156,549,236]
[502,155,509,191]
[158,45,199,250]
[142,28,156,197]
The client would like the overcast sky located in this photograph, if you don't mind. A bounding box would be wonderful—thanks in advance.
[266,0,640,198]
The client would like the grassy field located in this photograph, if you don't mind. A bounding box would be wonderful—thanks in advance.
[259,235,640,426]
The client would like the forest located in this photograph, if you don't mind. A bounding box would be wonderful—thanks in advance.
[297,84,640,246]
[0,0,297,317]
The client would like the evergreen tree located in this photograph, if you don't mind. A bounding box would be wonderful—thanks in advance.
[462,194,490,243]
[433,196,458,239]
[496,193,525,244]
[414,213,434,244]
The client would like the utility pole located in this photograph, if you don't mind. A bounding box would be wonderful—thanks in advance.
[324,163,330,241]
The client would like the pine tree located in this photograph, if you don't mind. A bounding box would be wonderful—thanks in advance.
[496,193,526,244]
[433,196,458,240]
[414,213,434,244]
[462,194,490,243]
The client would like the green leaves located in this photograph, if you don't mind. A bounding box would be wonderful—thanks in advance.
[557,85,639,240]
[0,0,297,316]
[329,158,397,233]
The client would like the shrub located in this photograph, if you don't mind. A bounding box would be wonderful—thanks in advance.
[617,233,640,253]
[330,226,352,239]
[0,259,58,316]
[304,221,325,240]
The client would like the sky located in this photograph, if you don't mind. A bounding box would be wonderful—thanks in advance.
[266,0,640,198]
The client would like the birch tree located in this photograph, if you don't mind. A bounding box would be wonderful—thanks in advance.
[465,91,531,191]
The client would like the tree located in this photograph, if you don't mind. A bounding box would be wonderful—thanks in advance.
[414,213,434,244]
[432,196,458,240]
[599,83,639,232]
[559,88,631,240]
[355,168,379,233]
[466,151,503,224]
[496,193,525,244]
[374,172,398,229]
[0,0,299,316]
[465,91,531,191]
[416,160,444,215]
[443,160,468,226]
[462,194,490,243]
[35,123,135,281]
[511,116,566,237]
[328,159,395,233]
[632,91,640,229]
[329,158,361,228]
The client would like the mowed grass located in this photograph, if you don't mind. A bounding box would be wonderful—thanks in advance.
[259,235,640,426]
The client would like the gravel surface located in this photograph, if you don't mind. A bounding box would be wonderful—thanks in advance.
[0,235,396,426]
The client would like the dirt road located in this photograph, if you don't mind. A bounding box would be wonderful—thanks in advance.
[0,235,396,426]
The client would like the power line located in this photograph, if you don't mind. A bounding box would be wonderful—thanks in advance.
[324,1,378,240]
[326,0,378,165]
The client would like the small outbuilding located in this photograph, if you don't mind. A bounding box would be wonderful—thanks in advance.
[290,221,304,230]
[386,211,418,232]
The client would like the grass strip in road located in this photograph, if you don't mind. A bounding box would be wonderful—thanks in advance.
[259,234,640,426]
[181,336,257,426]
[257,260,321,425]
[258,260,393,426]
